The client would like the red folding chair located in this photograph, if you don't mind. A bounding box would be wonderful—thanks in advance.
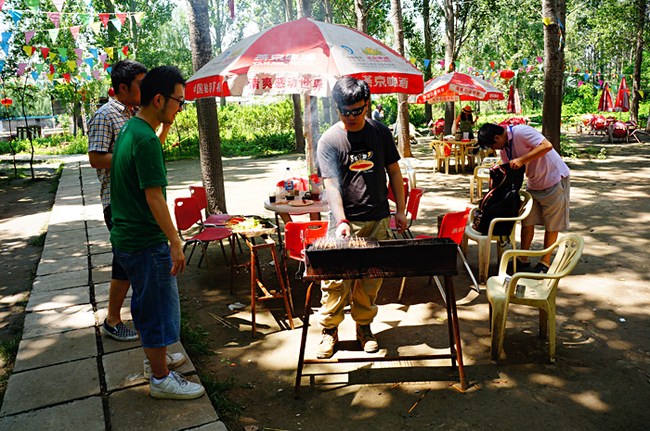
[189,185,231,226]
[390,187,423,238]
[387,177,409,204]
[173,197,231,268]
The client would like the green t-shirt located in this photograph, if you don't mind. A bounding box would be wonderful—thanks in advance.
[110,116,168,252]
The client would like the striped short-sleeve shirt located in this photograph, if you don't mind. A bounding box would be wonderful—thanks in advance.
[87,98,132,209]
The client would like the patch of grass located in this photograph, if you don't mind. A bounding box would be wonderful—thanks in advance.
[0,335,22,397]
[179,315,210,357]
[199,373,243,424]
[582,146,608,159]
[30,231,47,247]
[49,163,63,194]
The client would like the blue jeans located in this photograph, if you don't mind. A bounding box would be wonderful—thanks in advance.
[113,243,180,348]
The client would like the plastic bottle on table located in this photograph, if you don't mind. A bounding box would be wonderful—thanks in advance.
[284,167,294,199]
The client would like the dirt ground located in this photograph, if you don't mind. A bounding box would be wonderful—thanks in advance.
[2,133,650,431]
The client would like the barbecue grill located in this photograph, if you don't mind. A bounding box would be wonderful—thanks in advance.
[294,237,467,396]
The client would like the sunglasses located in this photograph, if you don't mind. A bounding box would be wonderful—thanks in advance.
[164,94,185,109]
[338,105,365,117]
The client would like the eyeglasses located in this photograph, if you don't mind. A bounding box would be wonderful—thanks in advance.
[338,105,365,117]
[164,94,185,109]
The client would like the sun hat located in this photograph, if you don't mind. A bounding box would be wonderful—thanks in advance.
[462,105,473,113]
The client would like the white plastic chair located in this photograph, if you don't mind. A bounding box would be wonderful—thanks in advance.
[462,190,533,283]
[486,234,584,363]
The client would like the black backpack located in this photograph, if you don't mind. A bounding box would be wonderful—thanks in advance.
[472,164,525,236]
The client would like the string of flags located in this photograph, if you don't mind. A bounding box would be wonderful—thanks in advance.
[0,0,143,85]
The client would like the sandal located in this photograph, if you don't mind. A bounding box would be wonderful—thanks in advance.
[533,262,549,274]
[507,259,532,274]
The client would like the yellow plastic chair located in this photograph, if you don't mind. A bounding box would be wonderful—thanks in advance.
[462,190,533,283]
[430,141,452,174]
[469,157,502,203]
[486,234,584,363]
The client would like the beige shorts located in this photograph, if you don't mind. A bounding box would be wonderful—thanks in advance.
[523,176,570,231]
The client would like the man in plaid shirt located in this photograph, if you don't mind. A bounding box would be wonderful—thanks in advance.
[88,60,147,341]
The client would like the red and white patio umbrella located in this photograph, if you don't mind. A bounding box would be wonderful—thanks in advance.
[408,72,504,104]
[614,76,630,112]
[506,85,522,114]
[598,82,614,112]
[185,18,424,100]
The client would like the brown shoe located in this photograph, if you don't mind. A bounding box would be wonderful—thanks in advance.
[356,324,379,353]
[317,327,338,359]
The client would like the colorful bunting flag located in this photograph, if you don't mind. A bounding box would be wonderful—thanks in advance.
[0,0,4,11]
[90,21,102,34]
[121,45,128,56]
[134,12,145,26]
[52,0,65,12]
[50,64,55,74]
[8,10,23,25]
[31,70,40,81]
[63,73,71,83]
[111,18,122,32]
[99,13,110,27]
[105,47,114,58]
[0,60,5,74]
[26,0,39,11]
[66,60,76,71]
[17,63,28,76]
[1,32,11,56]
[84,58,95,68]
[99,53,107,63]
[89,47,98,59]
[116,12,127,24]
[74,48,83,59]
[48,12,61,28]
[48,28,60,44]
[58,47,68,61]
[35,63,44,74]
[69,26,80,40]
[23,45,35,56]
[25,30,35,44]
[40,47,50,60]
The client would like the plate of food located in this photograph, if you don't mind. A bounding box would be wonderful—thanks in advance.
[274,199,288,205]
[288,199,313,207]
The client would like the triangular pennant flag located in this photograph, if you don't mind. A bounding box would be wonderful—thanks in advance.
[35,63,44,73]
[52,0,65,12]
[47,73,54,82]
[90,21,102,34]
[63,73,71,83]
[24,30,35,44]
[84,58,94,68]
[105,47,114,58]
[23,45,34,56]
[89,47,98,59]
[31,70,39,81]
[134,12,145,26]
[48,52,56,61]
[26,0,39,11]
[92,70,101,80]
[98,53,106,63]
[0,60,5,74]
[80,71,88,80]
[74,48,83,59]
[0,0,4,11]
[17,63,28,76]
[69,26,80,40]
[110,18,122,32]
[79,13,90,25]
[106,66,112,74]
[116,12,127,24]
[48,12,62,28]
[121,45,128,56]
[1,32,10,55]
[58,47,68,59]
[48,28,60,44]
[50,64,55,74]
[99,13,110,27]
[66,60,76,71]
[8,10,23,25]
[40,47,50,60]
[423,59,430,68]
[103,62,110,70]
[76,59,83,67]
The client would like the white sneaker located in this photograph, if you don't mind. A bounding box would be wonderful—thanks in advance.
[149,371,205,400]
[143,352,187,379]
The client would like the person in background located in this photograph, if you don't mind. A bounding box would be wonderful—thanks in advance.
[88,60,147,342]
[455,105,478,139]
[110,66,204,400]
[477,123,570,274]
[315,77,407,359]
[371,103,385,122]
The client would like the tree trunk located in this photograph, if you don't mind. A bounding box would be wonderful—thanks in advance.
[632,0,646,125]
[443,0,455,135]
[423,0,433,124]
[391,0,412,157]
[187,0,227,213]
[287,0,306,153]
[355,0,368,34]
[541,0,565,152]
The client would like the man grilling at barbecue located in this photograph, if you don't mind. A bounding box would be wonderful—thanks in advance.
[315,77,407,359]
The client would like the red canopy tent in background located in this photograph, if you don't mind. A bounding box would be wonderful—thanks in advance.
[408,72,504,104]
[615,77,630,112]
[598,82,614,112]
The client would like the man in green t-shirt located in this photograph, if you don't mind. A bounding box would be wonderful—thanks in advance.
[111,66,204,400]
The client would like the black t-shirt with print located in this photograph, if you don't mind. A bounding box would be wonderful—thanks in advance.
[317,118,400,221]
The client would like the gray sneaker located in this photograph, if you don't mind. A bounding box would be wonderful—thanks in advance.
[101,319,139,342]
[144,352,187,379]
[316,327,338,359]
[356,324,379,353]
[149,371,205,400]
